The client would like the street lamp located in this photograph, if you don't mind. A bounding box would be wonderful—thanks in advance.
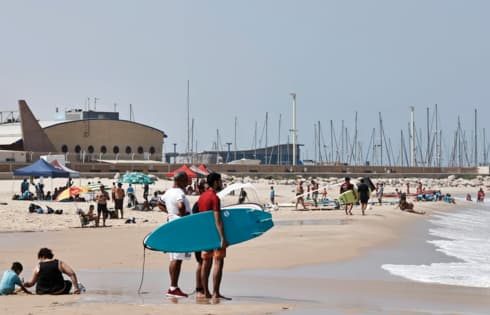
[289,93,297,166]
[173,143,177,164]
[226,142,232,163]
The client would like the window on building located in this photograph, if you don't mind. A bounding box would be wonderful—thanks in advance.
[149,146,156,154]
[100,145,107,154]
[75,145,81,153]
[137,146,144,154]
[125,146,132,154]
[113,146,119,154]
[61,145,68,153]
[88,145,94,153]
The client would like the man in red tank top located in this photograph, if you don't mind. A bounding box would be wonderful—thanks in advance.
[196,173,230,300]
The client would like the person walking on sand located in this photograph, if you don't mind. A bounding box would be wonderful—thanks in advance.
[197,172,231,301]
[311,179,319,208]
[24,248,81,295]
[377,183,384,205]
[357,178,370,215]
[95,185,110,227]
[340,177,355,215]
[114,182,125,219]
[157,172,191,298]
[269,186,275,205]
[295,180,308,210]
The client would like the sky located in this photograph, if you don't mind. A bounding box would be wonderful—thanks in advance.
[0,0,489,164]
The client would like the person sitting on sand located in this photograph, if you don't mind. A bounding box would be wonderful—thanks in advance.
[398,193,425,215]
[0,262,31,295]
[24,248,81,295]
[78,204,96,227]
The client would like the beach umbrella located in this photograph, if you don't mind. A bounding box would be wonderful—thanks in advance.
[120,172,155,185]
[56,186,91,201]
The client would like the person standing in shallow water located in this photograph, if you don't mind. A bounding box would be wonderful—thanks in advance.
[197,172,230,301]
[157,172,192,298]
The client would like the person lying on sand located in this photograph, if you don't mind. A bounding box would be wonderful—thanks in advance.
[398,193,425,215]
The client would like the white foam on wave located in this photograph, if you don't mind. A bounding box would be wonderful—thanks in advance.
[382,207,490,288]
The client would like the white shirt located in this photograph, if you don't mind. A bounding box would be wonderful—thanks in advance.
[160,187,190,221]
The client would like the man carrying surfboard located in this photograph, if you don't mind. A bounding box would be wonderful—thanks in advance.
[340,177,356,215]
[157,172,192,298]
[197,172,230,300]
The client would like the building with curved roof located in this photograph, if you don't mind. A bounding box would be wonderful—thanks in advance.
[0,100,166,161]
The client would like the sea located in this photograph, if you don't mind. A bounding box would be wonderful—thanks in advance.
[382,199,490,288]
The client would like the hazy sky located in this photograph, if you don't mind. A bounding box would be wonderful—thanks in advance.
[1,1,489,163]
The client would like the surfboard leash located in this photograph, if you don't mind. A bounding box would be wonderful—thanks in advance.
[137,234,151,294]
[137,245,146,294]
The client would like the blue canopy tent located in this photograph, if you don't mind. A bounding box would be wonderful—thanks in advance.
[13,159,70,178]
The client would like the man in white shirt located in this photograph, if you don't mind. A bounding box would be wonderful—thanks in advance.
[157,172,191,298]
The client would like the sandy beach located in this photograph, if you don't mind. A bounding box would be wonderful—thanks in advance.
[1,176,489,314]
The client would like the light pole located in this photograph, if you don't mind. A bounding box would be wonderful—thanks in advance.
[289,93,297,166]
[173,143,177,164]
[226,142,232,163]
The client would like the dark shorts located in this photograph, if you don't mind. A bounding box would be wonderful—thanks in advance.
[36,280,72,295]
[195,251,202,263]
[97,203,108,215]
[360,197,369,204]
[115,199,123,210]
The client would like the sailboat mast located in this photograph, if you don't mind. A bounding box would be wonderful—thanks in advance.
[278,114,282,165]
[234,117,237,161]
[265,112,268,165]
[474,108,478,166]
[186,80,190,163]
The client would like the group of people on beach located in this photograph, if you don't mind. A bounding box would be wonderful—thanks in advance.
[295,176,432,216]
[0,248,81,296]
[157,171,230,300]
